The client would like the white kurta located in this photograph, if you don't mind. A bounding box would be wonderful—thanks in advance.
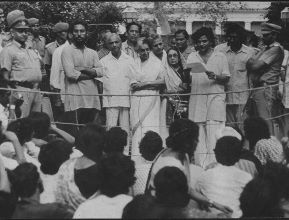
[130,54,165,157]
[187,51,230,168]
[100,52,139,108]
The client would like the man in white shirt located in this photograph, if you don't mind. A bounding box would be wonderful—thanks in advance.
[100,33,140,141]
[196,136,252,218]
[122,22,141,60]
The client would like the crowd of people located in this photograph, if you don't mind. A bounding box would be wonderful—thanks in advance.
[0,7,289,218]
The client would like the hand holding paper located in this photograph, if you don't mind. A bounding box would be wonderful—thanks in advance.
[186,62,209,73]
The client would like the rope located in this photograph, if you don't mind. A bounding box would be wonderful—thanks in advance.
[1,81,288,97]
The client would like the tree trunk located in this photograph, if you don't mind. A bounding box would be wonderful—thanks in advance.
[154,2,171,35]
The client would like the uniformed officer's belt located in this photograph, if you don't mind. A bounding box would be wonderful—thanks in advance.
[253,81,276,88]
[11,81,34,89]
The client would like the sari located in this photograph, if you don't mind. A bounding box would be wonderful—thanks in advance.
[130,54,165,157]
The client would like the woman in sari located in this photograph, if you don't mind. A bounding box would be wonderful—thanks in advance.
[130,38,165,159]
[164,46,191,124]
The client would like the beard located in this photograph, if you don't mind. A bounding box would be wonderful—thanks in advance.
[74,38,86,47]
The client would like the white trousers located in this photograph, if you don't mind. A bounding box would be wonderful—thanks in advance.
[194,120,225,168]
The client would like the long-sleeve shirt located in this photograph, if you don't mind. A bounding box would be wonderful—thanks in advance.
[61,43,103,111]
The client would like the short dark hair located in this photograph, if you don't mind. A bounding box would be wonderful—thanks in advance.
[192,27,216,48]
[75,123,106,161]
[154,166,190,208]
[98,153,136,197]
[215,136,242,166]
[126,21,142,33]
[139,131,163,161]
[69,19,88,33]
[139,37,151,49]
[28,112,51,139]
[7,118,33,145]
[104,127,127,154]
[240,177,281,217]
[122,194,156,219]
[38,139,72,175]
[0,191,16,219]
[148,34,162,49]
[166,119,199,154]
[10,163,40,198]
[175,29,189,40]
[244,117,270,150]
[224,23,247,44]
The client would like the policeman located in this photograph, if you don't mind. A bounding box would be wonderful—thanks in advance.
[0,10,42,117]
[43,22,69,75]
[26,18,46,58]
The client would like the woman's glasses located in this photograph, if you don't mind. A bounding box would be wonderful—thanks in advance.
[168,54,178,58]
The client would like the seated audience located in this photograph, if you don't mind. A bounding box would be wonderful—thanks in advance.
[133,131,163,195]
[240,162,289,217]
[10,163,73,219]
[196,136,252,217]
[55,123,105,211]
[244,117,284,165]
[38,139,73,203]
[73,153,136,218]
[154,166,222,218]
[104,127,127,154]
[145,119,231,214]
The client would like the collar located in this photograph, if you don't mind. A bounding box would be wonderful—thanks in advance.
[12,40,25,48]
[268,41,281,48]
[225,44,248,54]
[108,51,129,60]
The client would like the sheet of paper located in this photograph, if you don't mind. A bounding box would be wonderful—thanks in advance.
[186,62,208,73]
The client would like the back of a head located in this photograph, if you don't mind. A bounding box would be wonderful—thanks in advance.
[104,127,127,154]
[28,111,51,139]
[98,153,136,197]
[38,139,72,175]
[244,117,270,147]
[7,118,33,145]
[154,166,189,208]
[122,194,156,219]
[0,191,17,219]
[215,136,242,166]
[139,131,163,161]
[10,163,40,198]
[75,123,105,161]
[240,177,282,217]
[166,119,199,153]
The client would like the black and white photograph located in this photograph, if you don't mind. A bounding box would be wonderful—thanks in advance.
[0,1,288,218]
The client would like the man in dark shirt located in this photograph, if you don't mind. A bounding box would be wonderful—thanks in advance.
[11,163,73,219]
[247,22,284,135]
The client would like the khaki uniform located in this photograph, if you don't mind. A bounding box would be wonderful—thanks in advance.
[0,40,42,117]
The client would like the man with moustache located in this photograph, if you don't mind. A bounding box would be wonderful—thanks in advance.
[247,22,284,135]
[175,29,195,67]
[122,22,142,60]
[0,10,43,117]
[61,20,104,125]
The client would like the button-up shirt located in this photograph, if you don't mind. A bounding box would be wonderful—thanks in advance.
[0,40,42,83]
[61,43,103,111]
[257,41,284,84]
[100,51,140,108]
[215,44,255,104]
[122,40,139,60]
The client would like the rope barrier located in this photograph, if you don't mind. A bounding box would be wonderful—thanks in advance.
[0,81,288,97]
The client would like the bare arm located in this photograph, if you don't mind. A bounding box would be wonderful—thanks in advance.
[4,131,26,164]
[0,154,10,192]
[50,124,75,145]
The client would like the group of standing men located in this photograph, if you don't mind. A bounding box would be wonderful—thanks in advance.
[0,9,286,168]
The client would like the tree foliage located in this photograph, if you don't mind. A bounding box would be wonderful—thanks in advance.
[265,1,289,26]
